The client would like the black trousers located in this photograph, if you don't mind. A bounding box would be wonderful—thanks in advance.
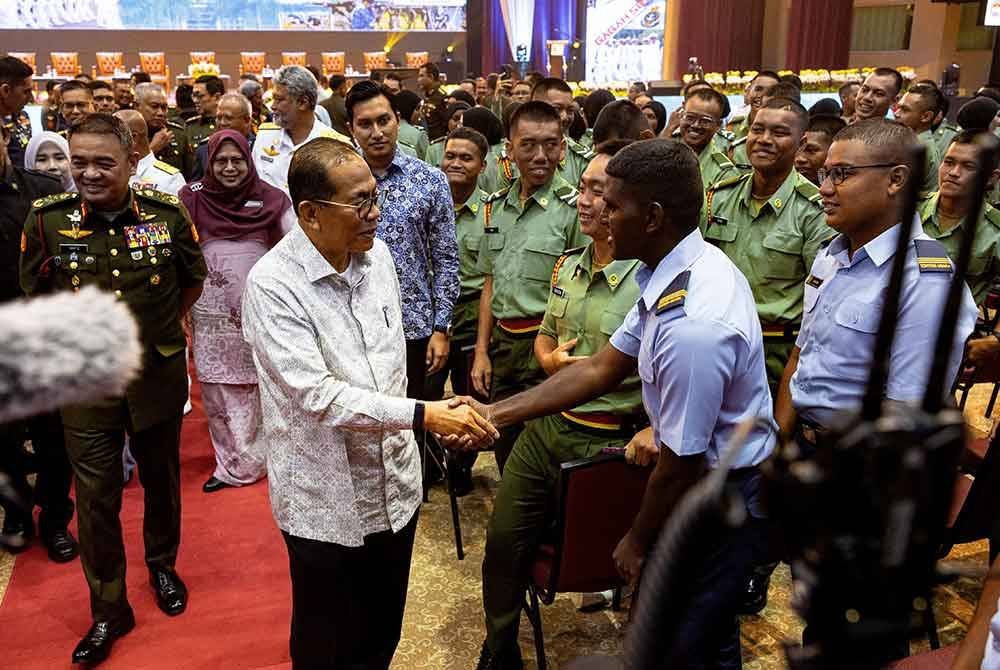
[281,511,419,670]
[405,337,430,401]
[64,415,183,620]
[0,412,74,536]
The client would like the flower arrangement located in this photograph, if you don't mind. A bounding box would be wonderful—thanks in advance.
[188,62,221,78]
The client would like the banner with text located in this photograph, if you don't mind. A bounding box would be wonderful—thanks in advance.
[585,0,665,84]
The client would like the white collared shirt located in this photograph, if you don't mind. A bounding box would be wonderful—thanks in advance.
[251,117,351,197]
[130,151,185,196]
[242,228,421,546]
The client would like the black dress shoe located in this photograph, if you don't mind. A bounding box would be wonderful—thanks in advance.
[202,476,233,493]
[72,610,135,665]
[1,519,34,554]
[150,568,188,616]
[43,529,79,563]
[738,572,771,615]
[475,642,524,670]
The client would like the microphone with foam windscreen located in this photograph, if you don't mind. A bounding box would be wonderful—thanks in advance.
[0,286,142,424]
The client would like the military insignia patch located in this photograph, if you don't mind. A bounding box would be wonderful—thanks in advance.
[57,229,94,240]
[124,222,172,248]
[806,274,824,288]
[655,271,691,315]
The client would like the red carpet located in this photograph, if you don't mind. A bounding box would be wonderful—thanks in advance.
[0,374,294,669]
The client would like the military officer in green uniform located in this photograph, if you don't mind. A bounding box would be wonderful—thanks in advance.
[416,62,450,141]
[135,82,189,176]
[471,101,587,471]
[703,98,831,390]
[917,130,1000,306]
[185,75,223,158]
[530,77,594,187]
[676,88,738,189]
[729,80,799,169]
[20,114,207,667]
[728,70,780,141]
[894,84,944,194]
[477,139,647,669]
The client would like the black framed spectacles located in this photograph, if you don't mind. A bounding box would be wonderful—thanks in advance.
[312,189,387,219]
[817,163,900,186]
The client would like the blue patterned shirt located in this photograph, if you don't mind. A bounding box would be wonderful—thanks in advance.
[373,150,459,340]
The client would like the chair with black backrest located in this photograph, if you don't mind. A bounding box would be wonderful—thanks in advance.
[524,452,653,670]
[919,429,1000,649]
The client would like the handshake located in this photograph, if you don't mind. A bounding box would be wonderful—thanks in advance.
[422,396,499,451]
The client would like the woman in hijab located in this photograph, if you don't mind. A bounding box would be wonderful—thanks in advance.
[641,100,668,137]
[24,131,74,191]
[180,130,296,493]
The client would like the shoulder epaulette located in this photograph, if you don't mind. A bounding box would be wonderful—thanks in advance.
[550,246,585,287]
[31,191,77,210]
[134,188,181,208]
[984,202,1000,229]
[259,122,280,131]
[794,177,822,204]
[913,238,953,274]
[718,129,735,141]
[708,171,749,193]
[166,120,185,130]
[554,184,579,206]
[153,160,181,175]
[730,136,747,147]
[655,270,691,315]
[196,136,209,146]
[711,151,735,169]
[430,136,446,145]
[483,186,511,203]
[569,141,594,160]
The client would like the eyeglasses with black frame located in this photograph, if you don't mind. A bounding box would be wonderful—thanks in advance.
[311,188,386,219]
[817,163,901,186]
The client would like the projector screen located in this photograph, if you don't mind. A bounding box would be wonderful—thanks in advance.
[0,0,466,31]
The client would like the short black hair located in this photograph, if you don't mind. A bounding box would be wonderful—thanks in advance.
[758,97,809,132]
[765,82,801,103]
[131,71,151,85]
[394,89,422,122]
[194,75,225,97]
[806,114,847,142]
[833,118,917,166]
[808,97,842,117]
[605,139,703,234]
[977,87,1000,104]
[329,74,346,90]
[448,89,476,107]
[753,70,782,84]
[687,88,727,120]
[907,83,944,116]
[682,79,712,98]
[384,72,402,83]
[288,137,363,211]
[501,100,523,138]
[838,81,860,97]
[420,62,440,80]
[345,80,397,122]
[0,55,33,83]
[594,138,635,158]
[531,77,573,100]
[305,65,327,87]
[642,100,667,135]
[59,79,92,98]
[779,73,803,90]
[461,106,504,145]
[87,79,112,94]
[957,96,1000,133]
[870,67,904,97]
[175,84,194,109]
[46,80,58,93]
[461,78,477,87]
[582,89,616,127]
[67,112,133,153]
[593,99,646,146]
[948,129,1000,172]
[568,108,587,140]
[446,126,489,160]
[508,100,562,137]
[446,101,471,123]
[630,81,647,92]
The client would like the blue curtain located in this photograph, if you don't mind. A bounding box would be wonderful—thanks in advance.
[483,0,512,74]
[530,0,578,73]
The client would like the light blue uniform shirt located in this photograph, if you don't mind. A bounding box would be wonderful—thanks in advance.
[610,229,777,469]
[791,218,977,426]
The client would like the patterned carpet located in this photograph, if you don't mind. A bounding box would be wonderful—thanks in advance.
[0,383,995,669]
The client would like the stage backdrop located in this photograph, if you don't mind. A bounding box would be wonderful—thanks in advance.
[0,0,466,32]
[585,0,666,85]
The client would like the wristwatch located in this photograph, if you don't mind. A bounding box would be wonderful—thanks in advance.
[434,324,453,337]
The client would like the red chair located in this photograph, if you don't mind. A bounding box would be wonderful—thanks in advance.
[525,453,653,670]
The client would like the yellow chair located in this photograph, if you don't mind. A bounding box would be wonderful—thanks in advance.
[239,52,266,77]
[189,51,216,65]
[8,52,36,71]
[321,52,345,77]
[50,52,80,77]
[363,51,388,73]
[138,52,171,93]
[92,51,124,80]
[405,51,429,69]
[281,52,307,67]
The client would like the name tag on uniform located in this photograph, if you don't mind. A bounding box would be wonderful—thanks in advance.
[259,155,274,163]
[123,222,172,249]
[806,274,824,288]
[551,286,565,297]
[244,200,263,208]
[59,243,89,254]
[484,227,499,234]
[709,216,728,227]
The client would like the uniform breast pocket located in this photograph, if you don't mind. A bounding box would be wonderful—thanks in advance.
[834,296,883,334]
[703,221,738,245]
[761,231,803,279]
[486,233,506,252]
[599,311,627,337]
[549,294,568,318]
[522,239,564,282]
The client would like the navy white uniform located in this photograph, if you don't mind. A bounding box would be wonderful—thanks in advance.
[609,228,776,668]
[791,218,977,427]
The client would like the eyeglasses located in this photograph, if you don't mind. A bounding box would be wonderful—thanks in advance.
[312,189,386,219]
[817,163,900,186]
[681,111,718,128]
